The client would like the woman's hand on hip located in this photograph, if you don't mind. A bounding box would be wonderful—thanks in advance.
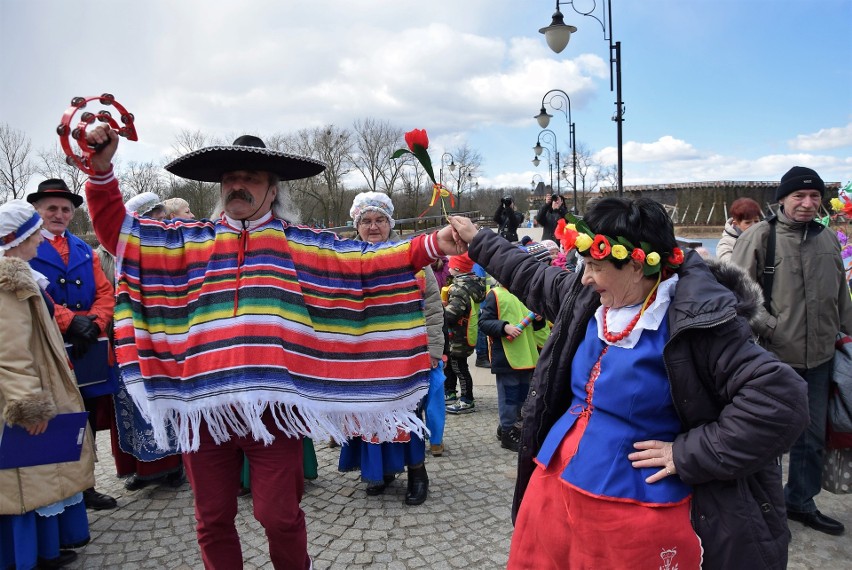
[628,439,676,483]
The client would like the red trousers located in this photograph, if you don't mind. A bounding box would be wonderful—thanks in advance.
[182,413,309,570]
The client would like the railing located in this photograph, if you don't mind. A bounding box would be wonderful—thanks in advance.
[325,211,484,238]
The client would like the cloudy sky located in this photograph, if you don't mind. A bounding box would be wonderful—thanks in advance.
[2,0,850,194]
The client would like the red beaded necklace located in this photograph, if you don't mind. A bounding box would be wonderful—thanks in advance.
[602,290,658,344]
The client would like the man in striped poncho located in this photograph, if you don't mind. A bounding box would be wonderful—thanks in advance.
[83,125,466,570]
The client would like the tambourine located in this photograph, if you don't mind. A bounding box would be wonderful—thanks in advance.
[56,93,137,175]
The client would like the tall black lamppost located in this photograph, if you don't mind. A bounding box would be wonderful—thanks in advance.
[539,0,623,196]
[533,129,560,194]
[439,152,456,186]
[534,89,578,212]
[531,146,553,191]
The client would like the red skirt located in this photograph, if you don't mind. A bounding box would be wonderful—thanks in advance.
[508,414,703,569]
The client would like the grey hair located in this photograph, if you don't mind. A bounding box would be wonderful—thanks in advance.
[210,178,301,223]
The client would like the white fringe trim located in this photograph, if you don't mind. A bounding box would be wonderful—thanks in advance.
[130,386,429,453]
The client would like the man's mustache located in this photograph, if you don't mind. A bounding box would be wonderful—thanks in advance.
[226,190,254,204]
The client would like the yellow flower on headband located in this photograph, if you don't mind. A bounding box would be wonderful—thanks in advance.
[611,244,628,260]
[567,223,576,230]
[575,233,593,252]
[646,252,661,266]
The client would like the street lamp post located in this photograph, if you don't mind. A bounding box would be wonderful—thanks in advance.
[534,89,578,212]
[531,146,554,191]
[533,129,560,194]
[439,152,456,186]
[538,0,623,197]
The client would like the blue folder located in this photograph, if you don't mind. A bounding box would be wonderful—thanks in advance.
[65,337,109,387]
[0,411,89,469]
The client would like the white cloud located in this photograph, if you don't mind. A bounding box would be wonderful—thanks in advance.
[789,123,852,151]
[594,136,702,166]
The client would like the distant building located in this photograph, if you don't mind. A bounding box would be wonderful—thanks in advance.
[597,180,841,225]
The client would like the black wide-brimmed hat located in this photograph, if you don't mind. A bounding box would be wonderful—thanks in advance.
[27,178,83,208]
[164,135,326,183]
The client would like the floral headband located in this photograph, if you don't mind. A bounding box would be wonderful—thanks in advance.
[558,214,684,277]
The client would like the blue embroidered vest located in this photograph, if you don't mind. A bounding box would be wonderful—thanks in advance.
[536,317,692,505]
[30,234,97,313]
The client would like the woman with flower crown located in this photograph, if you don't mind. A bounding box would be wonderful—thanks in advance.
[446,197,809,569]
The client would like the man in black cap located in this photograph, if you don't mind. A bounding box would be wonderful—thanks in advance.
[732,166,852,536]
[27,179,119,511]
[81,125,466,569]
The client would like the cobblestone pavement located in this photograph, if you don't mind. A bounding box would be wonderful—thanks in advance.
[67,353,852,569]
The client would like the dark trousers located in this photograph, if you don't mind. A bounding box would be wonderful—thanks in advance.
[495,369,533,429]
[444,355,474,402]
[785,360,832,513]
[182,413,309,570]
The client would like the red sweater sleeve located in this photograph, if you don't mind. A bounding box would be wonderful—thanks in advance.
[85,168,126,255]
[408,232,441,271]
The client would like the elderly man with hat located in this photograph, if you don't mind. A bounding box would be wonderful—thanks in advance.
[732,166,852,537]
[81,125,464,569]
[26,178,118,512]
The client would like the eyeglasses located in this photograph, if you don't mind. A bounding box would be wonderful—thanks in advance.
[358,217,389,228]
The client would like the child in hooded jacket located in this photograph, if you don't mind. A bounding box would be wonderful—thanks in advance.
[443,253,486,414]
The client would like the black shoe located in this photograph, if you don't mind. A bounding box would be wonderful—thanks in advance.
[62,536,90,549]
[405,466,429,506]
[787,509,845,536]
[501,426,521,452]
[496,425,503,441]
[165,467,186,488]
[475,357,491,368]
[123,474,150,491]
[37,549,78,569]
[366,474,396,496]
[83,488,117,510]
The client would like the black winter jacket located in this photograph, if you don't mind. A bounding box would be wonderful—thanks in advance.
[469,231,809,570]
[535,202,568,242]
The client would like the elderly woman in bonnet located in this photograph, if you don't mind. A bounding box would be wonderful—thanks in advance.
[124,192,166,220]
[337,191,446,504]
[0,200,95,570]
[447,197,809,569]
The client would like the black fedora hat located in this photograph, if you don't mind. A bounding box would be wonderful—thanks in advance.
[27,178,83,208]
[164,135,326,183]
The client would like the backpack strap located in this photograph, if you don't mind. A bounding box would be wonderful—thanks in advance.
[762,216,778,312]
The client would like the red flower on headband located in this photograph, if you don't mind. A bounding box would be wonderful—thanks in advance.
[631,248,646,264]
[668,247,684,266]
[590,234,611,260]
[405,129,429,152]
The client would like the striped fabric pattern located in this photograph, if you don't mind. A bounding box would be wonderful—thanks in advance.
[113,214,430,451]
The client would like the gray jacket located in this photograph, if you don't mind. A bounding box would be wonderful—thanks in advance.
[469,231,808,570]
[731,209,852,369]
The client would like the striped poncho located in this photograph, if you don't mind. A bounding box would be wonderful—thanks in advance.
[112,211,435,451]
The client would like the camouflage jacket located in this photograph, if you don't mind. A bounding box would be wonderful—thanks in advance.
[444,272,486,356]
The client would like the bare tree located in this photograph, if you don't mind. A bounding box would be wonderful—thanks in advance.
[118,161,167,201]
[0,123,36,202]
[166,129,219,218]
[35,144,90,196]
[349,119,406,197]
[444,144,483,212]
[560,142,600,213]
[272,125,355,227]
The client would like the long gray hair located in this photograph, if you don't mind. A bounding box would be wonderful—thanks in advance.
[209,175,301,223]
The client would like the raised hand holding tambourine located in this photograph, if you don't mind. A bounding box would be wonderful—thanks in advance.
[56,93,136,175]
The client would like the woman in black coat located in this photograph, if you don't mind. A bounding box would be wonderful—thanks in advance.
[449,198,808,569]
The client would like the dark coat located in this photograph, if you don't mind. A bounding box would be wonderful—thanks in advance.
[468,231,809,570]
[493,205,523,242]
[535,202,568,242]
